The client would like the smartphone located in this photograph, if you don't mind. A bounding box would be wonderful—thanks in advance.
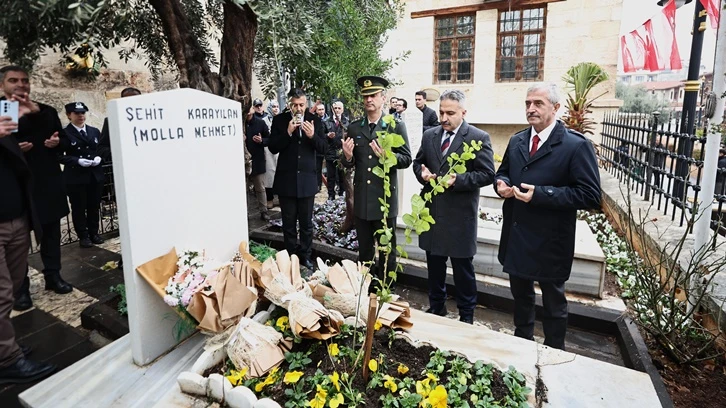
[1,100,19,132]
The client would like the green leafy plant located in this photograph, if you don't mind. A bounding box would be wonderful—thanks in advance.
[249,241,277,263]
[284,350,313,371]
[561,62,609,135]
[109,284,127,316]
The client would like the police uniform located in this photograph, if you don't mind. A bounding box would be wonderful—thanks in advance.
[59,102,105,247]
[341,76,412,284]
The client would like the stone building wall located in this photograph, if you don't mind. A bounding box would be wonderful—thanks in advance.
[382,0,624,156]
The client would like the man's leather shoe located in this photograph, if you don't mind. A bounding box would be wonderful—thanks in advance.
[459,315,474,324]
[44,273,73,294]
[425,305,447,316]
[79,237,93,248]
[0,358,57,385]
[90,234,105,244]
[12,292,32,311]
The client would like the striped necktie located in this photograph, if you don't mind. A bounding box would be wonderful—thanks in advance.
[441,131,454,154]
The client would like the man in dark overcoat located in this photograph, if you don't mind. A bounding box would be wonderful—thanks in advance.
[0,115,57,384]
[342,76,411,289]
[245,105,271,220]
[495,83,601,350]
[268,89,327,269]
[412,89,495,324]
[324,100,349,201]
[1,65,72,312]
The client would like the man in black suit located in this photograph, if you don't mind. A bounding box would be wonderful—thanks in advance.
[495,83,601,350]
[268,89,327,269]
[245,105,271,220]
[0,115,57,384]
[412,90,495,324]
[324,100,349,201]
[342,76,412,289]
[60,102,105,248]
[1,66,73,313]
[415,91,440,131]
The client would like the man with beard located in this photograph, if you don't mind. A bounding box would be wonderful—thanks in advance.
[1,65,72,312]
[269,89,327,270]
[342,76,411,290]
[412,89,495,324]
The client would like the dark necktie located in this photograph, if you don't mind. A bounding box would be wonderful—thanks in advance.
[80,129,87,139]
[369,122,377,138]
[441,131,454,154]
[530,134,540,157]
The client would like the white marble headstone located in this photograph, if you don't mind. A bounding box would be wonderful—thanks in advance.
[108,88,248,365]
[398,107,424,221]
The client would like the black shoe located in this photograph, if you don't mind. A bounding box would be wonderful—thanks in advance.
[44,272,73,294]
[425,305,447,316]
[90,234,105,244]
[79,237,93,248]
[459,315,474,324]
[0,357,57,385]
[260,212,270,221]
[12,292,32,311]
[20,344,31,356]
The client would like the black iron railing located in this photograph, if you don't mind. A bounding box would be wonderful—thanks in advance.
[600,111,725,236]
[30,163,119,253]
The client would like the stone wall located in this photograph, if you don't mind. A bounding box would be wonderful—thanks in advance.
[381,0,624,145]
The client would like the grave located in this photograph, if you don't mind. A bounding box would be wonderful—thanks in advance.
[20,88,248,406]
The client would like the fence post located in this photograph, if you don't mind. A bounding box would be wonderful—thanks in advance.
[644,111,660,201]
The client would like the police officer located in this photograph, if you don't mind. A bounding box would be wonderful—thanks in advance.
[60,102,105,248]
[341,76,411,289]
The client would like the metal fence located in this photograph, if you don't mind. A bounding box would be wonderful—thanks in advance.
[600,111,725,237]
[29,163,119,253]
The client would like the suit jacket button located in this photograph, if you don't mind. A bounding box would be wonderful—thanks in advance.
[367,167,371,172]
[547,189,553,195]
[523,167,528,172]
[367,180,371,184]
[368,155,372,159]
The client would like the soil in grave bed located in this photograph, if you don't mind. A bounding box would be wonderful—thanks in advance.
[206,326,524,407]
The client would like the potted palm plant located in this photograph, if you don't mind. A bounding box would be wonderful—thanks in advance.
[561,62,609,135]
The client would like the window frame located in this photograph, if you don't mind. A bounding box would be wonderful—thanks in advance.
[433,13,476,84]
[495,5,547,83]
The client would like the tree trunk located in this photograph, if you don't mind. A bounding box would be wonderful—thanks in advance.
[220,1,258,110]
[148,0,221,93]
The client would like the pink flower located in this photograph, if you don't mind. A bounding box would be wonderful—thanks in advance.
[164,295,179,307]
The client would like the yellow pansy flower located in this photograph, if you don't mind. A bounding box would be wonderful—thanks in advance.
[383,375,397,393]
[423,385,448,408]
[328,343,340,357]
[225,367,248,386]
[368,359,378,372]
[416,378,432,397]
[374,320,382,331]
[283,370,303,384]
[254,366,280,391]
[397,363,409,375]
[276,316,289,331]
[329,371,340,392]
[308,384,327,408]
[329,393,345,408]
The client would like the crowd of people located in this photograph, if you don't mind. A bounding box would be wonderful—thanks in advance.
[1,67,606,385]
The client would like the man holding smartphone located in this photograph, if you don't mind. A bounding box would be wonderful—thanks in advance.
[342,76,411,291]
[0,115,58,383]
[1,65,73,312]
[268,89,327,270]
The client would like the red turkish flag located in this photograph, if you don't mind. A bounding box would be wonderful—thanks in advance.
[700,0,720,29]
[620,0,682,72]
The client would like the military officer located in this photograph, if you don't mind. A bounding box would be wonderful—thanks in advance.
[342,76,412,290]
[59,102,105,248]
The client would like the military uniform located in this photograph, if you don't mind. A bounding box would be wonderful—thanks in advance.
[58,102,105,246]
[342,76,412,284]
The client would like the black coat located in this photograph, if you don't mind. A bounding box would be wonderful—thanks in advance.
[99,117,112,162]
[342,115,412,220]
[268,110,327,197]
[324,115,349,160]
[420,105,440,132]
[716,156,726,185]
[11,101,70,224]
[245,115,270,176]
[413,122,495,258]
[59,124,105,185]
[0,135,41,239]
[495,122,601,282]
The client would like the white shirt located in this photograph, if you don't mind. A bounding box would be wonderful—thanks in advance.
[529,120,557,152]
[72,124,88,134]
[441,123,462,154]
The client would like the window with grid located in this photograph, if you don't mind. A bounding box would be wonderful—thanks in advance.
[496,7,546,82]
[434,14,475,83]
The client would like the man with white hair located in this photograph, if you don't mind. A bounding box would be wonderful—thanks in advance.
[494,83,601,350]
[324,100,349,200]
